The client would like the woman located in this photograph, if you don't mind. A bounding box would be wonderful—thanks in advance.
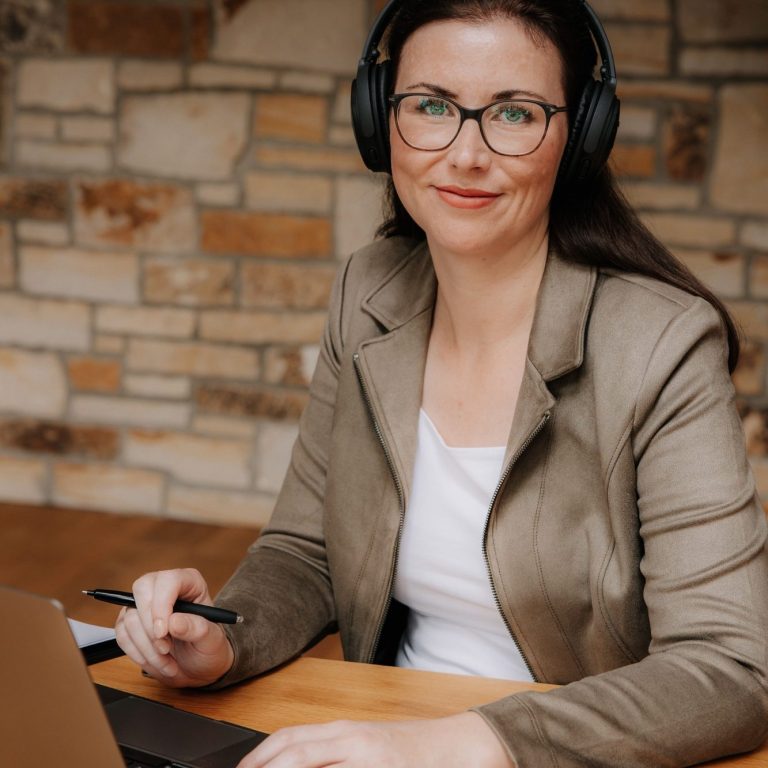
[115,2,768,766]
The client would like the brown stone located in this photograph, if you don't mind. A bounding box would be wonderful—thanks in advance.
[191,1,211,61]
[196,384,309,421]
[604,23,671,76]
[617,80,713,104]
[664,105,710,182]
[677,0,768,43]
[144,257,235,307]
[263,346,318,388]
[67,356,122,392]
[241,262,336,309]
[742,407,768,456]
[68,1,185,57]
[0,418,118,459]
[749,254,768,299]
[255,144,365,173]
[201,210,331,258]
[255,94,328,144]
[0,222,13,287]
[0,0,64,54]
[0,177,68,219]
[732,340,765,397]
[728,302,768,342]
[609,144,656,179]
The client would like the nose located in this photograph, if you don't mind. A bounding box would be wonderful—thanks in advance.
[446,117,492,171]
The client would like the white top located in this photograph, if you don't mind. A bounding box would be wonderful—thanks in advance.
[392,409,534,681]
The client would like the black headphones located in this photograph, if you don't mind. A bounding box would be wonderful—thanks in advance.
[351,0,620,187]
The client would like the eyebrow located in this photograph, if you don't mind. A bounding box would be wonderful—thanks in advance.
[404,82,549,102]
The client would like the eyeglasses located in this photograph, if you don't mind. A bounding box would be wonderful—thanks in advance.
[388,93,568,157]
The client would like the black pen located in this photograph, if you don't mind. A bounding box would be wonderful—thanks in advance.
[82,589,244,625]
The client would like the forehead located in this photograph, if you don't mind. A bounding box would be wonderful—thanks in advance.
[394,18,565,104]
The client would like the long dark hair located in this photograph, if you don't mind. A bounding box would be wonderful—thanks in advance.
[375,0,740,371]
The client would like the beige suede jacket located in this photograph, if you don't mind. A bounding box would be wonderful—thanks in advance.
[216,236,768,767]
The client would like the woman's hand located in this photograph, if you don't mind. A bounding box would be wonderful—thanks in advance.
[237,711,515,768]
[114,568,234,688]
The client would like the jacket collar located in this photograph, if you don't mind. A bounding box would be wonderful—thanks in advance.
[361,239,597,383]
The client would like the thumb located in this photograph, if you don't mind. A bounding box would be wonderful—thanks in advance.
[167,612,213,644]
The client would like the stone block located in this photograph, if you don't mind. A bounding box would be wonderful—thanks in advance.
[15,113,57,139]
[743,222,768,251]
[124,429,251,488]
[620,182,700,211]
[677,0,768,43]
[749,254,768,298]
[263,345,320,387]
[167,485,273,526]
[617,80,713,104]
[245,171,332,215]
[728,302,768,342]
[61,116,114,142]
[0,222,13,287]
[332,81,352,124]
[17,220,70,246]
[211,0,366,75]
[117,61,183,91]
[67,356,121,393]
[71,395,190,428]
[641,213,736,248]
[96,305,195,338]
[53,462,164,515]
[335,175,384,257]
[710,85,768,216]
[118,93,250,180]
[20,246,139,304]
[0,456,46,504]
[673,249,744,298]
[16,140,111,173]
[196,384,309,421]
[189,63,276,88]
[255,144,364,173]
[200,309,327,345]
[279,71,335,94]
[732,340,765,397]
[124,375,191,400]
[0,348,66,418]
[255,420,298,493]
[616,106,657,141]
[68,1,185,57]
[0,295,89,351]
[680,47,768,77]
[604,23,671,76]
[17,58,114,113]
[191,2,211,61]
[255,93,328,144]
[329,125,356,147]
[201,210,331,258]
[0,176,68,219]
[127,339,259,380]
[192,415,256,439]
[664,105,710,182]
[742,407,768,456]
[0,418,118,459]
[143,257,235,307]
[241,262,336,309]
[0,0,64,54]
[195,183,240,207]
[609,145,656,179]
[94,335,125,354]
[590,0,669,20]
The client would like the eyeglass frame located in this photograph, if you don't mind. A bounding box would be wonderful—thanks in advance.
[388,92,569,158]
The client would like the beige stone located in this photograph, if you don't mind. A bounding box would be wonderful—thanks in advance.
[728,302,768,341]
[241,262,336,309]
[96,305,195,338]
[117,60,183,91]
[94,335,125,354]
[189,63,276,88]
[640,213,736,248]
[211,0,366,75]
[0,222,13,287]
[681,47,768,77]
[255,420,298,493]
[17,59,114,113]
[742,222,768,250]
[195,183,240,207]
[20,246,139,303]
[733,340,765,396]
[143,257,235,307]
[329,125,356,147]
[192,415,256,439]
[124,374,191,399]
[17,219,70,245]
[590,0,670,20]
[125,430,251,488]
[71,395,190,428]
[61,116,114,142]
[0,456,47,504]
[335,175,384,257]
[16,140,111,173]
[75,178,197,254]
[617,80,713,104]
[167,485,273,526]
[127,339,259,379]
[604,23,671,76]
[200,310,327,345]
[0,348,66,418]
[118,93,250,180]
[264,345,319,387]
[616,106,657,141]
[677,0,768,43]
[750,458,768,497]
[333,81,352,124]
[710,86,768,216]
[749,255,768,299]
[279,71,336,94]
[673,249,744,298]
[620,182,700,211]
[15,113,57,139]
[255,144,364,173]
[0,295,90,350]
[53,462,164,515]
[245,171,332,214]
[255,93,329,144]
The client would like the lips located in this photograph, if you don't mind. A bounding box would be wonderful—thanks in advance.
[434,185,501,209]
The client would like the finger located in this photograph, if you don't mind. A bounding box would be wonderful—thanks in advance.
[132,571,164,641]
[240,722,352,768]
[238,737,343,768]
[115,608,149,668]
[120,606,178,677]
[152,568,210,639]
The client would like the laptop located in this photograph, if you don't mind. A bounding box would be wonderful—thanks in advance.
[0,584,268,767]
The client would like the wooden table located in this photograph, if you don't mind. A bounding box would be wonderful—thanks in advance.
[91,656,768,767]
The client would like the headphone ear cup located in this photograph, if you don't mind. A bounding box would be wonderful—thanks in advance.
[351,59,392,173]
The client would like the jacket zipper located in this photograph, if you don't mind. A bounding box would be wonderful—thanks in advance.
[353,352,406,664]
[482,410,551,683]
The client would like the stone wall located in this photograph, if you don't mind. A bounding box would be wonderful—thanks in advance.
[0,0,766,524]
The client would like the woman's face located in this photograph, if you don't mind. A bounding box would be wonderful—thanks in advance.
[390,18,568,260]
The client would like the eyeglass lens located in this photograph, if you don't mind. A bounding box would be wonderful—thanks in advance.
[395,94,550,156]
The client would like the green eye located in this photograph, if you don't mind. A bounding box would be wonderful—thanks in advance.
[500,105,530,124]
[418,98,449,117]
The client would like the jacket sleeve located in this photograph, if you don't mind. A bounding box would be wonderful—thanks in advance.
[474,298,768,767]
[210,256,353,686]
